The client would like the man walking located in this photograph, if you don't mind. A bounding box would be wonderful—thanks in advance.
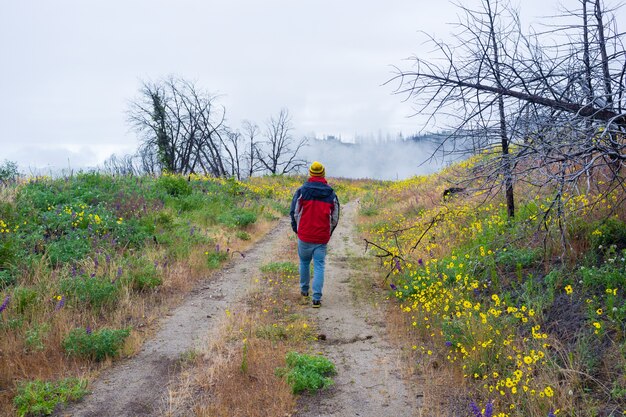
[290,161,340,308]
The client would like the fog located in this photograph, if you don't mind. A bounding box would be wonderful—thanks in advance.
[301,138,445,180]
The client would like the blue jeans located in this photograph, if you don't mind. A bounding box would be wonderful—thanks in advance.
[297,239,327,302]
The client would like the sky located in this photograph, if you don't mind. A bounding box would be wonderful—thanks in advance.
[0,0,623,174]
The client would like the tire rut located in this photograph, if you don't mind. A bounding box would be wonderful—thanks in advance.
[294,202,420,417]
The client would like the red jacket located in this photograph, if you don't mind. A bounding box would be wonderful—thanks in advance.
[290,177,340,244]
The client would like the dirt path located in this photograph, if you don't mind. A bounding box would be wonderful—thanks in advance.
[295,202,420,417]
[58,218,291,417]
[59,202,419,417]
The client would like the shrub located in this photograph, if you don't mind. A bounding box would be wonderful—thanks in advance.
[217,208,257,228]
[157,175,192,197]
[126,262,162,291]
[589,217,626,252]
[207,250,229,269]
[14,378,88,417]
[60,275,119,310]
[0,269,16,289]
[236,231,251,241]
[275,351,336,394]
[62,327,130,361]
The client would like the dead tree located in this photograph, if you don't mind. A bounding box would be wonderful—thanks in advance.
[390,0,626,220]
[257,109,308,175]
[128,77,230,176]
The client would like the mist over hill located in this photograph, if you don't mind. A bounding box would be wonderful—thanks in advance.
[301,135,445,180]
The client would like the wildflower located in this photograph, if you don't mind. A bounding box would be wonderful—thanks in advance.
[596,308,603,315]
[564,285,573,295]
[0,295,9,313]
[54,295,65,311]
[86,325,92,335]
[544,386,554,397]
[390,283,397,291]
[469,401,482,417]
[445,341,453,347]
[394,258,402,272]
[418,258,423,266]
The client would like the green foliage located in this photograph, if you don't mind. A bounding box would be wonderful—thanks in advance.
[260,261,298,276]
[46,235,91,265]
[0,269,16,289]
[14,378,88,417]
[217,208,257,228]
[126,261,162,291]
[580,263,625,290]
[157,175,192,197]
[60,275,119,311]
[175,193,205,212]
[236,231,251,241]
[276,351,336,394]
[62,327,130,361]
[496,247,541,270]
[24,323,51,352]
[207,250,229,269]
[13,286,38,315]
[589,217,626,251]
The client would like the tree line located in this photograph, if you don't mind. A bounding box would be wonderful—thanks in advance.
[104,77,307,179]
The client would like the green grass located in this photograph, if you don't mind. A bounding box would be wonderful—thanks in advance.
[275,351,336,394]
[62,327,130,361]
[14,378,88,417]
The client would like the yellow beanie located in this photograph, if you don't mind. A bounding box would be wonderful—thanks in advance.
[309,161,325,177]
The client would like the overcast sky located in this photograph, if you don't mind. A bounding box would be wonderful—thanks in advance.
[1,0,623,171]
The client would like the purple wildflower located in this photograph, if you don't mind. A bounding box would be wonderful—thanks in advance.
[216,244,220,252]
[0,296,10,313]
[105,254,111,265]
[445,341,453,347]
[90,273,96,278]
[71,264,77,277]
[484,401,493,417]
[469,401,482,417]
[54,296,65,311]
[418,258,423,266]
[548,409,556,417]
[94,256,99,270]
[394,258,402,272]
[390,283,397,291]
[86,325,92,335]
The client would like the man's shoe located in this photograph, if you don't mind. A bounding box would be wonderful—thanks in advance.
[301,291,309,297]
[312,300,321,308]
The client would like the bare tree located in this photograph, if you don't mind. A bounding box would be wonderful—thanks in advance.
[102,153,138,176]
[390,0,626,220]
[241,120,264,178]
[128,76,230,176]
[257,109,308,175]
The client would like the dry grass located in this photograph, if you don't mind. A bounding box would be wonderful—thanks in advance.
[165,234,314,417]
